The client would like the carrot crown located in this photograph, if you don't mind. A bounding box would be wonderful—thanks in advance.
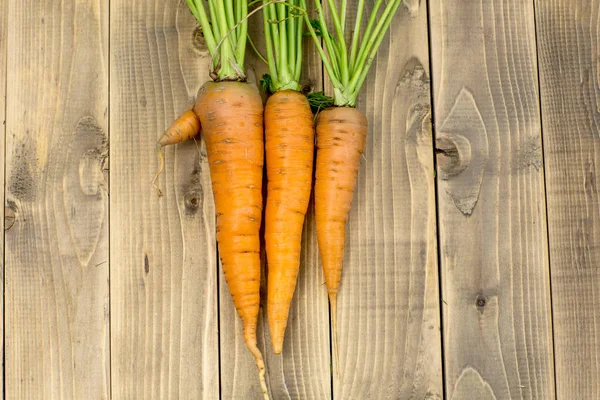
[301,0,402,107]
[261,0,306,92]
[186,0,250,81]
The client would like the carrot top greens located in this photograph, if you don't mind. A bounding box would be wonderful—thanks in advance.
[261,0,306,92]
[186,0,251,81]
[184,0,401,101]
[301,0,403,107]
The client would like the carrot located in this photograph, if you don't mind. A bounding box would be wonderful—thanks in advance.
[260,0,314,354]
[265,91,314,354]
[181,1,272,398]
[152,109,200,197]
[301,0,402,376]
[314,106,367,370]
[194,81,267,393]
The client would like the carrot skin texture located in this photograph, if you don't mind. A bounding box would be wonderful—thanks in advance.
[314,107,367,372]
[194,81,267,390]
[159,109,201,147]
[264,91,315,354]
[315,106,367,296]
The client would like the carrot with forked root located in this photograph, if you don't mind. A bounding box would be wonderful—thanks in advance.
[179,0,270,397]
[194,81,266,379]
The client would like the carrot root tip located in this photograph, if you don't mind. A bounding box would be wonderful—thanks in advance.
[248,342,270,400]
[330,294,341,379]
[151,145,166,197]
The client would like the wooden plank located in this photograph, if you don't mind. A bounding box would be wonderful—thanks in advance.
[109,1,219,399]
[0,0,6,395]
[329,2,443,399]
[429,0,555,398]
[219,11,332,400]
[4,0,109,398]
[535,0,600,397]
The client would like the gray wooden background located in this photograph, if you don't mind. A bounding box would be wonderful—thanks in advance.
[1,0,599,398]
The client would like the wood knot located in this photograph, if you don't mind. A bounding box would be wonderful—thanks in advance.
[476,296,486,308]
[79,149,106,196]
[192,26,207,52]
[435,133,471,178]
[184,189,202,215]
[436,88,489,216]
[63,116,108,266]
[4,201,18,231]
[402,0,421,17]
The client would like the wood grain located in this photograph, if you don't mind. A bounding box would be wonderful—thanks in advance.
[325,2,443,399]
[0,0,6,395]
[429,0,555,398]
[109,1,219,398]
[535,0,600,397]
[4,0,109,398]
[218,11,332,399]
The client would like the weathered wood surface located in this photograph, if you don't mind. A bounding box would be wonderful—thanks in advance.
[0,0,6,395]
[429,0,555,398]
[218,12,332,399]
[4,0,600,398]
[329,2,443,399]
[535,0,600,397]
[4,0,110,398]
[109,0,219,398]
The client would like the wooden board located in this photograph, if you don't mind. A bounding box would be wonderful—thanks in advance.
[218,10,332,400]
[535,0,600,397]
[4,0,109,398]
[0,0,6,395]
[109,1,219,398]
[429,0,555,398]
[329,2,443,399]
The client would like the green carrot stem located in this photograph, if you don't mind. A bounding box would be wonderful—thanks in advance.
[224,0,236,35]
[293,15,303,81]
[348,0,365,71]
[288,5,297,71]
[340,0,347,33]
[313,0,342,77]
[248,33,268,65]
[351,0,385,72]
[235,0,249,65]
[349,1,399,91]
[277,1,289,81]
[190,0,217,55]
[299,0,343,90]
[264,1,279,85]
[187,0,249,80]
[324,0,349,84]
[300,0,401,106]
[208,0,221,40]
[262,0,305,91]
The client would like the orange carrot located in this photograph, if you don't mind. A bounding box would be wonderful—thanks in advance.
[302,0,401,376]
[260,0,314,355]
[264,90,314,354]
[314,106,367,372]
[152,109,201,197]
[194,81,268,395]
[178,1,277,396]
